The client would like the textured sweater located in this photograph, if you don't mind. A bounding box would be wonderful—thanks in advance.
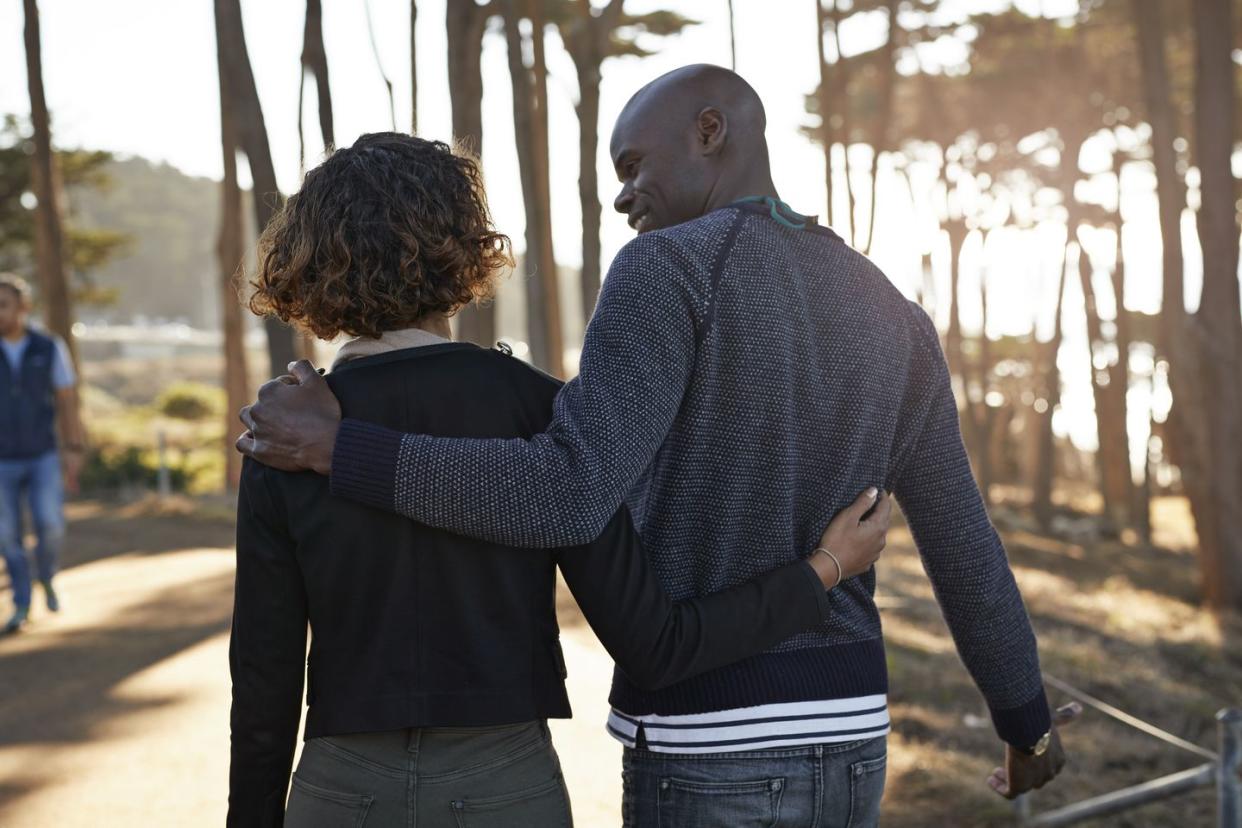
[332,201,1052,749]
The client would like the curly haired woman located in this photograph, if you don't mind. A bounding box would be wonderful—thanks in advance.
[227,132,891,828]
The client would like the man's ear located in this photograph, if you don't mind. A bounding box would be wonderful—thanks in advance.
[696,107,728,156]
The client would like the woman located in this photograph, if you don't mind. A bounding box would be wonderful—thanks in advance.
[228,132,891,827]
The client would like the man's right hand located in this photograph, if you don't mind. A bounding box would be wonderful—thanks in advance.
[237,360,342,475]
[809,488,892,589]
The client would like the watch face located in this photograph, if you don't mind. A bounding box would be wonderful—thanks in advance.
[1033,731,1052,756]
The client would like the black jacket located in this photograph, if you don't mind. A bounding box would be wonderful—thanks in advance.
[228,342,831,825]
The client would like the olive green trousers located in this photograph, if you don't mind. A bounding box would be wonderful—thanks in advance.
[285,721,572,828]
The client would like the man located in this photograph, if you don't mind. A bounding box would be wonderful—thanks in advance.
[0,274,85,635]
[240,65,1072,822]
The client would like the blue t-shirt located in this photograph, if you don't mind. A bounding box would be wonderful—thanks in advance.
[1,331,76,390]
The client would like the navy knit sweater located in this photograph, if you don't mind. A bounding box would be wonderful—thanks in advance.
[332,202,1051,748]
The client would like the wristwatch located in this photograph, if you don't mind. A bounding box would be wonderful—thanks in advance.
[1016,730,1052,757]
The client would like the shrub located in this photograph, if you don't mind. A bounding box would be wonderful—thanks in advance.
[155,382,224,420]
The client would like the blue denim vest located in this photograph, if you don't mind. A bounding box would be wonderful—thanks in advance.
[0,329,58,460]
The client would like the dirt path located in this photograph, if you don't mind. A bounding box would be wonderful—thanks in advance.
[1,496,1235,827]
[0,499,621,827]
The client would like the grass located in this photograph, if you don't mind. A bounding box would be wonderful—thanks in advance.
[874,497,1240,827]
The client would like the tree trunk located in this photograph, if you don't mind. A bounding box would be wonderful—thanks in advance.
[215,0,297,378]
[861,0,899,256]
[1190,0,1242,609]
[22,0,76,370]
[448,0,495,346]
[829,0,856,246]
[727,0,737,70]
[527,0,564,377]
[1034,242,1071,530]
[1075,225,1130,530]
[1110,152,1141,529]
[574,57,603,328]
[504,4,549,370]
[410,0,418,134]
[363,0,398,130]
[301,0,334,150]
[217,76,250,492]
[1132,0,1205,551]
[815,0,834,227]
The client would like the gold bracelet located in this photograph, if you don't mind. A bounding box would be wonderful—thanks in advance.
[813,547,843,590]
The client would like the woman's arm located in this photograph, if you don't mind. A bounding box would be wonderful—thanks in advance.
[557,490,890,691]
[228,459,309,827]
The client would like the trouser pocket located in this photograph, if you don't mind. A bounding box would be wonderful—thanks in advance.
[657,776,785,828]
[846,753,887,828]
[284,774,373,828]
[449,774,571,828]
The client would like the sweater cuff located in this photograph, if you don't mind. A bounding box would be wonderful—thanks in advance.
[329,419,404,513]
[990,685,1052,749]
[794,560,834,624]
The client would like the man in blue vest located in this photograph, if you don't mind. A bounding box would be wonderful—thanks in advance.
[0,274,86,635]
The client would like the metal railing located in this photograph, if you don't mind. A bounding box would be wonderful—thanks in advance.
[1014,674,1241,827]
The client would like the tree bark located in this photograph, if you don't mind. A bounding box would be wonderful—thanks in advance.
[861,0,899,256]
[562,0,623,329]
[815,0,834,227]
[410,0,418,134]
[301,0,334,150]
[727,0,737,70]
[216,73,250,491]
[448,0,495,346]
[1034,241,1072,530]
[1190,0,1242,609]
[215,0,297,378]
[1075,224,1130,530]
[22,0,77,370]
[527,0,563,377]
[829,0,856,246]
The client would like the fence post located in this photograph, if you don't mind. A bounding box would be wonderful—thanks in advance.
[1220,708,1241,828]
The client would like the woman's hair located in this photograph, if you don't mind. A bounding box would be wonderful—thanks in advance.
[250,133,511,339]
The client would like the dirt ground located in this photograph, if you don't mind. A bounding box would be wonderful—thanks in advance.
[0,495,1237,827]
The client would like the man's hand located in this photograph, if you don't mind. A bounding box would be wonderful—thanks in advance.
[236,360,341,475]
[62,450,83,496]
[808,488,893,589]
[988,702,1082,799]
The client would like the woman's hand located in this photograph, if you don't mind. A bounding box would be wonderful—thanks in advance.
[808,488,892,589]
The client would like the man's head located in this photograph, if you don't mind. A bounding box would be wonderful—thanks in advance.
[610,64,771,234]
[0,274,32,339]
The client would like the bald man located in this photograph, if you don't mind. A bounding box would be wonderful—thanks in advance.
[240,65,1068,824]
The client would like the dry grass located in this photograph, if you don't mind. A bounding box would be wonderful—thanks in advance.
[876,497,1240,827]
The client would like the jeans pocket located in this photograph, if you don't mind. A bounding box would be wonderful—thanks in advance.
[657,776,785,828]
[846,754,886,828]
[284,774,373,828]
[450,774,571,828]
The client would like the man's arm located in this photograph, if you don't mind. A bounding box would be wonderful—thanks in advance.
[890,308,1060,795]
[228,460,308,826]
[50,337,85,493]
[561,490,890,690]
[245,231,707,548]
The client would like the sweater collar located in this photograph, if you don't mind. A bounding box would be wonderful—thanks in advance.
[332,327,452,370]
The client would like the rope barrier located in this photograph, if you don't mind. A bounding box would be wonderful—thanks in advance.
[1043,673,1218,761]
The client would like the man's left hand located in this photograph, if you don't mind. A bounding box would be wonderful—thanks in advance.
[987,702,1081,799]
[237,360,341,475]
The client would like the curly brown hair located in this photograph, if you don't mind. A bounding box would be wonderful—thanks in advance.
[250,133,511,339]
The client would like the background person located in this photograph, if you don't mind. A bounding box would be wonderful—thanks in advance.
[0,273,86,635]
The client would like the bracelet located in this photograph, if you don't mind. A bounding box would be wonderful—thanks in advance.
[812,547,843,590]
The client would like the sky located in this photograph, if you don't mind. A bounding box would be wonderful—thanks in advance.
[0,0,1211,460]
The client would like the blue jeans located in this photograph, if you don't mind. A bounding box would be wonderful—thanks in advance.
[622,736,887,828]
[0,451,65,609]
